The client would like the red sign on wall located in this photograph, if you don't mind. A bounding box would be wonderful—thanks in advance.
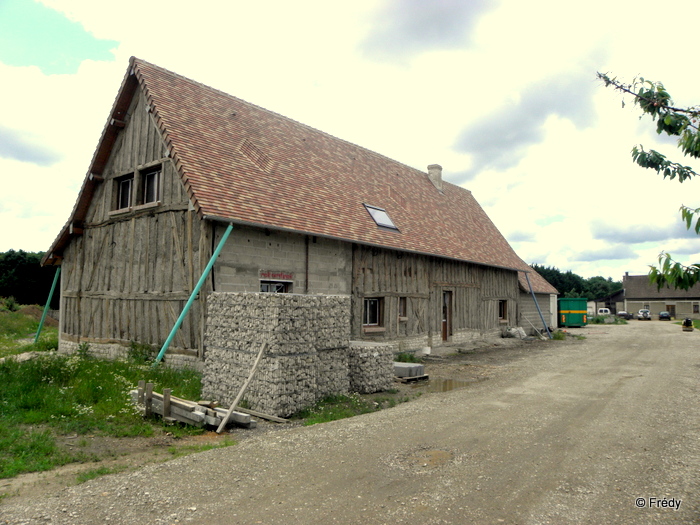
[259,270,294,281]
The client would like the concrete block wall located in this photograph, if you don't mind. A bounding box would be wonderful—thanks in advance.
[202,292,393,417]
[213,224,352,295]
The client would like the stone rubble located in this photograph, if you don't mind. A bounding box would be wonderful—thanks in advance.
[202,292,394,417]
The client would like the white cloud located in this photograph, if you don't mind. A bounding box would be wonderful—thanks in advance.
[2,0,700,281]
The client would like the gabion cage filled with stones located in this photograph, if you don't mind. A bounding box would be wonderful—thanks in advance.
[202,292,394,417]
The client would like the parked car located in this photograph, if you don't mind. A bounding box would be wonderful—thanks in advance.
[617,311,633,320]
[638,309,652,320]
[658,311,672,320]
[597,308,611,316]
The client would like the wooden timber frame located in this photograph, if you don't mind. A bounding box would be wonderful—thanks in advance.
[51,67,526,360]
[351,244,519,346]
[58,88,213,358]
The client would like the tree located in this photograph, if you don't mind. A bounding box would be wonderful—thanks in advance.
[530,264,622,299]
[598,72,700,289]
[0,250,60,307]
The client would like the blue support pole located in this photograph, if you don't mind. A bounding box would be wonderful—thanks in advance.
[153,223,233,365]
[525,271,552,339]
[35,267,61,343]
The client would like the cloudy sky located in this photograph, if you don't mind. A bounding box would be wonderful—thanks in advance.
[1,0,699,280]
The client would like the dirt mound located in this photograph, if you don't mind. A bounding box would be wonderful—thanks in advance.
[17,305,58,326]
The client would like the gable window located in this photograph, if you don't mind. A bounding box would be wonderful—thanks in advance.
[111,163,163,213]
[260,281,292,293]
[116,175,133,210]
[143,168,161,204]
[364,204,398,230]
[363,297,383,326]
[498,300,508,321]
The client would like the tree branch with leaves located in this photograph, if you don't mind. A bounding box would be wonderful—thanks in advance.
[598,72,700,289]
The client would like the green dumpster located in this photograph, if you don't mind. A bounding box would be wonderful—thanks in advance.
[558,298,588,327]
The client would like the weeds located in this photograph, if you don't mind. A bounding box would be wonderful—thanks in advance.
[0,297,19,313]
[589,315,627,325]
[0,351,203,478]
[394,352,422,363]
[127,341,157,364]
[76,465,127,484]
[167,438,236,459]
[294,393,378,426]
[294,391,415,426]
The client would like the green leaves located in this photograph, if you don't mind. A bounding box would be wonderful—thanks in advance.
[631,146,697,181]
[680,205,700,234]
[649,252,700,291]
[599,72,700,291]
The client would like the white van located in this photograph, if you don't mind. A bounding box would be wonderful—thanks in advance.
[597,308,611,316]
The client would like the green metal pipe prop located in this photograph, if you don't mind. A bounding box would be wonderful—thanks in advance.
[34,266,61,343]
[153,223,234,365]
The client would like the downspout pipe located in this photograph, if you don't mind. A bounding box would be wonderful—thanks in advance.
[34,266,61,343]
[153,223,234,365]
[525,272,552,339]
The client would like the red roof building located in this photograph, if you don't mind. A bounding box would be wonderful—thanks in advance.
[44,58,556,359]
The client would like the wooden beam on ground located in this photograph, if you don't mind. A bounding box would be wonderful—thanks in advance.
[216,341,267,433]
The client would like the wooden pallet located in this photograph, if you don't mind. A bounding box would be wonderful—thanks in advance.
[131,381,257,429]
[394,374,429,384]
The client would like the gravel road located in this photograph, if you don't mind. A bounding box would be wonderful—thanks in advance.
[2,321,699,524]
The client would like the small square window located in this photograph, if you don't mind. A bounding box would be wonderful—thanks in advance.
[364,204,398,230]
[363,298,383,326]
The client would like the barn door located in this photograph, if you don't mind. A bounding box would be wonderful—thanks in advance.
[442,291,452,341]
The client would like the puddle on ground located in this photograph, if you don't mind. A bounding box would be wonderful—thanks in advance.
[414,377,476,393]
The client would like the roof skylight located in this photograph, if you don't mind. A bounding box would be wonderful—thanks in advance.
[364,204,398,230]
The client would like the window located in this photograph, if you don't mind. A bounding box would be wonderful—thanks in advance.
[498,300,507,320]
[363,298,383,326]
[364,204,398,230]
[143,168,161,204]
[116,175,133,209]
[112,163,162,212]
[694,304,699,314]
[398,296,407,320]
[260,281,292,293]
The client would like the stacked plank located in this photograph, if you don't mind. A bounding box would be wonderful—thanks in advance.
[130,380,256,429]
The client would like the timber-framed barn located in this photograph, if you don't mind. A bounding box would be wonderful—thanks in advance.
[42,57,557,366]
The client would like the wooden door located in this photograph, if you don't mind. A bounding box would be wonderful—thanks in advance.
[442,291,452,341]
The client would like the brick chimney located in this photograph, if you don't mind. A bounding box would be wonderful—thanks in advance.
[427,164,443,192]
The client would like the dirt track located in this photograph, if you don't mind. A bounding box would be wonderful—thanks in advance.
[2,321,700,524]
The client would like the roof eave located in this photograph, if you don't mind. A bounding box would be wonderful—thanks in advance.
[202,214,525,273]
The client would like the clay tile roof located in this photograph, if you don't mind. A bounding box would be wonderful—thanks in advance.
[518,269,559,295]
[44,57,556,289]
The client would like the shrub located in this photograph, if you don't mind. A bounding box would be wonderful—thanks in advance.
[127,341,157,364]
[394,352,421,363]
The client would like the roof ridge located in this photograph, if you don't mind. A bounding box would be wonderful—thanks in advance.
[129,57,439,183]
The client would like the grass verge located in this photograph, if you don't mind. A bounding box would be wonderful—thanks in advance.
[0,347,203,479]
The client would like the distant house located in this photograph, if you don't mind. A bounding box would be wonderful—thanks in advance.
[591,289,626,315]
[42,57,557,365]
[620,273,700,319]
